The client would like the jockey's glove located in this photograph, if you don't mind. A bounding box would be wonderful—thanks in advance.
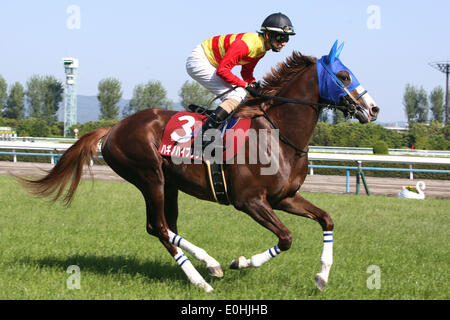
[245,81,260,97]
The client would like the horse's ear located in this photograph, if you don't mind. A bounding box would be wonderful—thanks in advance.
[327,40,339,63]
[335,42,344,59]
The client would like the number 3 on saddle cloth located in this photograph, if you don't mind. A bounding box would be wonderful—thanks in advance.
[158,111,251,205]
[158,111,251,162]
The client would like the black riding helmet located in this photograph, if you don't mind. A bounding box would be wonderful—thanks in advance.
[260,13,295,51]
[261,12,295,35]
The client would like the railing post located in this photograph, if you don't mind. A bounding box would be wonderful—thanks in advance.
[356,161,370,196]
[310,161,314,175]
[12,149,17,163]
[409,164,414,180]
[356,164,361,195]
[346,169,350,193]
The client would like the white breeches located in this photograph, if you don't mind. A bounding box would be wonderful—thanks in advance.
[185,44,248,103]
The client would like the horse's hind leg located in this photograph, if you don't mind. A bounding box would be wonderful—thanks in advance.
[141,177,214,293]
[274,193,334,291]
[163,183,223,278]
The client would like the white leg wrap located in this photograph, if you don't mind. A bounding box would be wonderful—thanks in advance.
[315,231,333,289]
[174,248,214,293]
[168,231,222,275]
[251,245,281,267]
[169,230,223,278]
[232,245,281,269]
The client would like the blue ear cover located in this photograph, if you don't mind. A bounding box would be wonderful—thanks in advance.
[325,40,339,64]
[316,41,360,103]
[335,42,344,59]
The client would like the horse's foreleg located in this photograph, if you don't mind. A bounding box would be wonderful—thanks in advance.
[230,197,291,269]
[168,230,223,278]
[275,193,334,291]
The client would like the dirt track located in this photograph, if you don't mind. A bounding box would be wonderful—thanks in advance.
[1,161,449,199]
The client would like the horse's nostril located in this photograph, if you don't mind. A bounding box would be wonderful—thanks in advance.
[371,106,380,114]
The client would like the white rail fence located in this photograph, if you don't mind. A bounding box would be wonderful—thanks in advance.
[1,140,449,181]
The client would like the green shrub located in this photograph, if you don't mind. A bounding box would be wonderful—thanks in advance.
[372,140,389,154]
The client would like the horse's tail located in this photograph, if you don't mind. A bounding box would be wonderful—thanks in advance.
[18,127,111,206]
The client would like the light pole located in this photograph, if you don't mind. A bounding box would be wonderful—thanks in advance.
[429,61,450,124]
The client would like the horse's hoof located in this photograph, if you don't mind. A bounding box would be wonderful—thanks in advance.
[207,265,224,278]
[198,282,214,293]
[314,273,327,291]
[229,256,248,269]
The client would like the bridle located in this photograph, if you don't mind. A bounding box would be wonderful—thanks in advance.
[205,61,369,155]
[317,58,368,118]
[248,61,369,155]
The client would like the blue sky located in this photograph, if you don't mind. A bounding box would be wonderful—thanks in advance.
[1,0,449,123]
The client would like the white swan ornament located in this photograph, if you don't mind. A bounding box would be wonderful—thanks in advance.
[398,181,425,200]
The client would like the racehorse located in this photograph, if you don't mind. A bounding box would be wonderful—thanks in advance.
[19,41,379,292]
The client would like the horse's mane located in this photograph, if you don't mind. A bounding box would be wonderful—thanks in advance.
[235,51,316,118]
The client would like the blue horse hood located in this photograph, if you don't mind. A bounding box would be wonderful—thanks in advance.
[316,52,360,104]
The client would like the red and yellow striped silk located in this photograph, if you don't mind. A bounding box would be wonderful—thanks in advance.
[202,32,266,67]
[201,32,267,87]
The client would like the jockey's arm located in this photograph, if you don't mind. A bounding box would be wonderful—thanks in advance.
[241,56,263,85]
[216,40,250,88]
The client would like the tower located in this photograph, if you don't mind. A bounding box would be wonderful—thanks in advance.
[429,61,450,124]
[62,58,79,137]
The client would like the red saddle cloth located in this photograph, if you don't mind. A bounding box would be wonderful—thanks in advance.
[158,111,251,162]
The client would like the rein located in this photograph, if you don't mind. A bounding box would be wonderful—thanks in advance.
[249,78,367,155]
[252,91,349,113]
[250,91,352,155]
[260,108,309,155]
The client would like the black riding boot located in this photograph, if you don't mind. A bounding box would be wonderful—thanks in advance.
[193,106,229,157]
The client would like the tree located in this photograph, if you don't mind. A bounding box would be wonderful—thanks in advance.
[123,80,172,117]
[0,75,7,114]
[3,82,25,119]
[16,117,49,137]
[41,76,64,125]
[403,84,417,125]
[403,84,429,124]
[97,78,122,120]
[429,86,444,123]
[416,86,428,123]
[25,75,63,124]
[332,109,346,124]
[26,75,45,118]
[179,80,215,111]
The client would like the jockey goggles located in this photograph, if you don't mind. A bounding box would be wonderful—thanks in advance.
[274,33,290,43]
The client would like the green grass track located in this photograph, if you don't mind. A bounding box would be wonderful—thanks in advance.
[0,176,448,300]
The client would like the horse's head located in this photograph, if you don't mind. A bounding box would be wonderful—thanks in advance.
[317,40,379,123]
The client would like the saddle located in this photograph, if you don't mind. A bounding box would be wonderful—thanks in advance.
[187,104,215,116]
[158,107,251,206]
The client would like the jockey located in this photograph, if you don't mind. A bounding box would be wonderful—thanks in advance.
[186,12,295,153]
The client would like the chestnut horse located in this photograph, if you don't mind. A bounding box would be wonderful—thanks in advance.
[20,41,379,292]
